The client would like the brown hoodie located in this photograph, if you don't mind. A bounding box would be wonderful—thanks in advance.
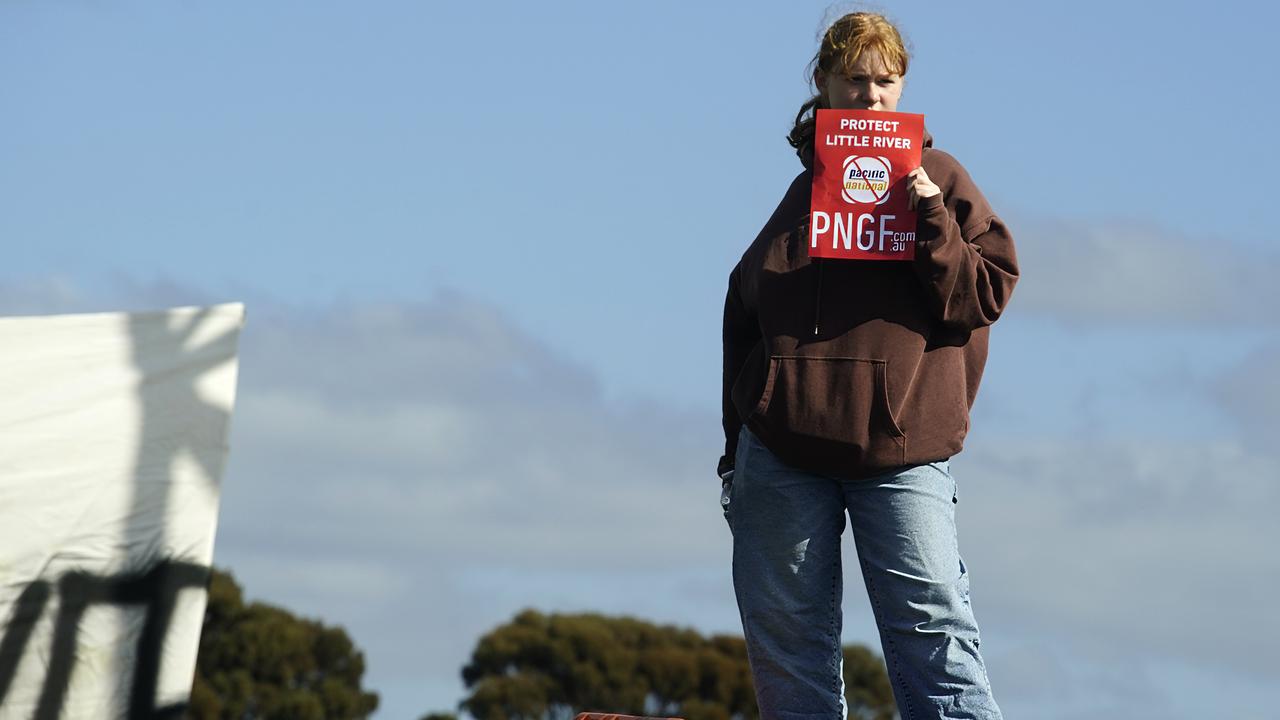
[719,131,1018,480]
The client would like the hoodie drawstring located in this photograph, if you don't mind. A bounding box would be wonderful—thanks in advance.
[812,258,824,336]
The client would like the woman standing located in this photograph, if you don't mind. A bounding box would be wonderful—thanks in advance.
[718,11,1017,720]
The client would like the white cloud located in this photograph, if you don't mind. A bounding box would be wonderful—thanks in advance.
[1213,341,1280,451]
[1006,214,1280,327]
[956,435,1279,676]
[0,275,87,314]
[221,297,724,572]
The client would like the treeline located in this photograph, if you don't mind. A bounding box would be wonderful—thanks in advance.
[190,571,894,720]
[439,609,894,720]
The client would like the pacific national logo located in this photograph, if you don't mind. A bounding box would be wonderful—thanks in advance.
[841,155,892,205]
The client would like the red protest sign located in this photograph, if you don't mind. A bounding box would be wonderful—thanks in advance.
[809,109,924,261]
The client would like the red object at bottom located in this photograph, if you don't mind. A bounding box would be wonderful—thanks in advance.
[576,707,686,712]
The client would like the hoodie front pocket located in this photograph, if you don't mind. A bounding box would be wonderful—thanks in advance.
[750,355,905,468]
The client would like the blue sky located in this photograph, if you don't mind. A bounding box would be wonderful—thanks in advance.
[3,1,1279,718]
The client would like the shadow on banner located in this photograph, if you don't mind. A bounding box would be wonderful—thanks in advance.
[0,303,244,719]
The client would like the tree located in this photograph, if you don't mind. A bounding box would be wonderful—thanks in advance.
[841,645,896,720]
[187,567,380,719]
[456,609,894,720]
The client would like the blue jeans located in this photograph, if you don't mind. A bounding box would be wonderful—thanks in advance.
[723,427,1002,720]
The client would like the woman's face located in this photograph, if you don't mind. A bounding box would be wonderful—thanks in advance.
[816,49,903,112]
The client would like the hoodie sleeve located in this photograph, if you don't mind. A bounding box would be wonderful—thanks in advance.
[912,152,1019,332]
[719,263,759,480]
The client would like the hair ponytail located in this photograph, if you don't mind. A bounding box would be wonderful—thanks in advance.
[787,95,823,153]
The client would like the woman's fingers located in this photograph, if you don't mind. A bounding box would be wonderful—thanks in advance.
[907,166,941,204]
[906,168,922,209]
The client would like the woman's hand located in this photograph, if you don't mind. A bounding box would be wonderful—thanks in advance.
[907,167,942,209]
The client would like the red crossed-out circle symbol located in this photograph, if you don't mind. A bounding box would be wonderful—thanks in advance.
[841,155,892,205]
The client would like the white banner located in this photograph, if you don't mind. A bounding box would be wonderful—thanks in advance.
[0,304,244,719]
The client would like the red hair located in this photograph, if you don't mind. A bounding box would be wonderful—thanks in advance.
[788,12,911,152]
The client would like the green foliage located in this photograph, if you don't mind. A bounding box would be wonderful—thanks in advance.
[841,645,896,720]
[458,609,895,720]
[187,567,380,720]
